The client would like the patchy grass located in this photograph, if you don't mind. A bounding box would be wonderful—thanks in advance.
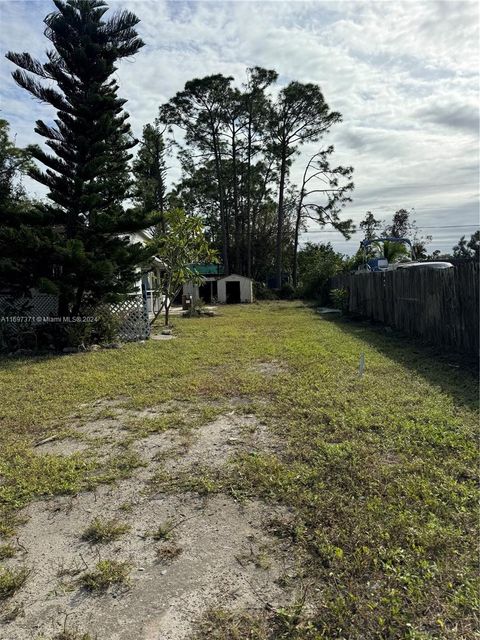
[147,521,175,541]
[193,608,272,640]
[0,441,143,537]
[150,465,224,496]
[236,543,272,570]
[0,302,478,637]
[0,543,16,560]
[80,559,131,592]
[0,565,29,600]
[193,602,319,640]
[81,517,130,544]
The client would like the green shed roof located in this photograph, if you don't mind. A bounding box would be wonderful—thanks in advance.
[189,263,224,276]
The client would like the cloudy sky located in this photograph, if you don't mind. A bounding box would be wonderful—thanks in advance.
[0,0,479,255]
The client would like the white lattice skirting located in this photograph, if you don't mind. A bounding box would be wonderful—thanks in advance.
[95,297,150,342]
[0,294,150,342]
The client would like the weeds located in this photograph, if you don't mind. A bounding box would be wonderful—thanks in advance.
[0,543,16,560]
[148,521,174,541]
[0,565,29,600]
[80,559,131,592]
[156,542,183,561]
[81,518,130,544]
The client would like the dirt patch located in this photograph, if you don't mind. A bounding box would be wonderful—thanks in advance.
[165,413,278,473]
[3,487,293,640]
[2,401,288,639]
[80,396,131,412]
[133,431,188,464]
[33,437,89,457]
[251,360,287,376]
[74,418,128,442]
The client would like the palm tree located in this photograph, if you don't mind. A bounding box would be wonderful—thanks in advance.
[374,240,409,263]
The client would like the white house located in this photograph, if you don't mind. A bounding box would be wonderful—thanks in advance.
[128,229,164,318]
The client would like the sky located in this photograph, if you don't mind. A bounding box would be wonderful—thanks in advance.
[0,0,479,255]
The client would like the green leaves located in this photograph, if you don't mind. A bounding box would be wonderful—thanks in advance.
[148,208,217,324]
[5,0,149,317]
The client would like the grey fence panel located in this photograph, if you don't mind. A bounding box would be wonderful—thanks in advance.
[331,262,479,354]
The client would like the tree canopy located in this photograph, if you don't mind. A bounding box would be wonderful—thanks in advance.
[159,69,352,286]
[6,0,157,316]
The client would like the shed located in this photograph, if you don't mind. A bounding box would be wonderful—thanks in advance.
[217,273,253,304]
[184,272,253,305]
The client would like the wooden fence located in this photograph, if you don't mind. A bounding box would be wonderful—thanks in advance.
[331,262,479,354]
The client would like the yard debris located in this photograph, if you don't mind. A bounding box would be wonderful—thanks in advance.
[316,307,341,314]
[183,307,218,318]
[34,434,59,448]
[358,352,365,377]
[12,348,35,356]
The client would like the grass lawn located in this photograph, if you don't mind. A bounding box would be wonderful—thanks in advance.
[0,301,478,638]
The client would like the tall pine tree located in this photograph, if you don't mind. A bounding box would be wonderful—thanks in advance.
[6,0,157,317]
[132,120,168,234]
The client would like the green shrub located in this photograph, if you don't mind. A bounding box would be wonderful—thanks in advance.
[91,309,121,344]
[253,282,277,300]
[330,287,349,313]
[278,282,296,300]
[298,242,347,303]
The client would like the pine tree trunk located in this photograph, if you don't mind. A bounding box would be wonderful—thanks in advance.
[246,119,253,278]
[275,151,287,289]
[292,189,305,288]
[58,292,69,319]
[213,143,229,276]
[232,130,241,274]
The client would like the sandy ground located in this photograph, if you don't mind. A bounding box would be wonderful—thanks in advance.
[1,397,296,640]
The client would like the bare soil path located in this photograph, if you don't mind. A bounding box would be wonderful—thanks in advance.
[2,398,295,640]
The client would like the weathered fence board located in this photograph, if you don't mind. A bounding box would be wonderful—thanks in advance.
[331,262,479,354]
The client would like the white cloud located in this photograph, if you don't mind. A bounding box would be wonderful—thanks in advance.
[0,0,478,253]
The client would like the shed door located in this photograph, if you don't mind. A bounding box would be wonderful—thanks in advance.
[225,280,241,304]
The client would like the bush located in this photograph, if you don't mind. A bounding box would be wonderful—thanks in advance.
[253,282,277,300]
[89,309,121,344]
[185,297,206,318]
[298,243,347,304]
[330,287,349,313]
[0,307,122,353]
[278,282,296,300]
[34,312,120,351]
